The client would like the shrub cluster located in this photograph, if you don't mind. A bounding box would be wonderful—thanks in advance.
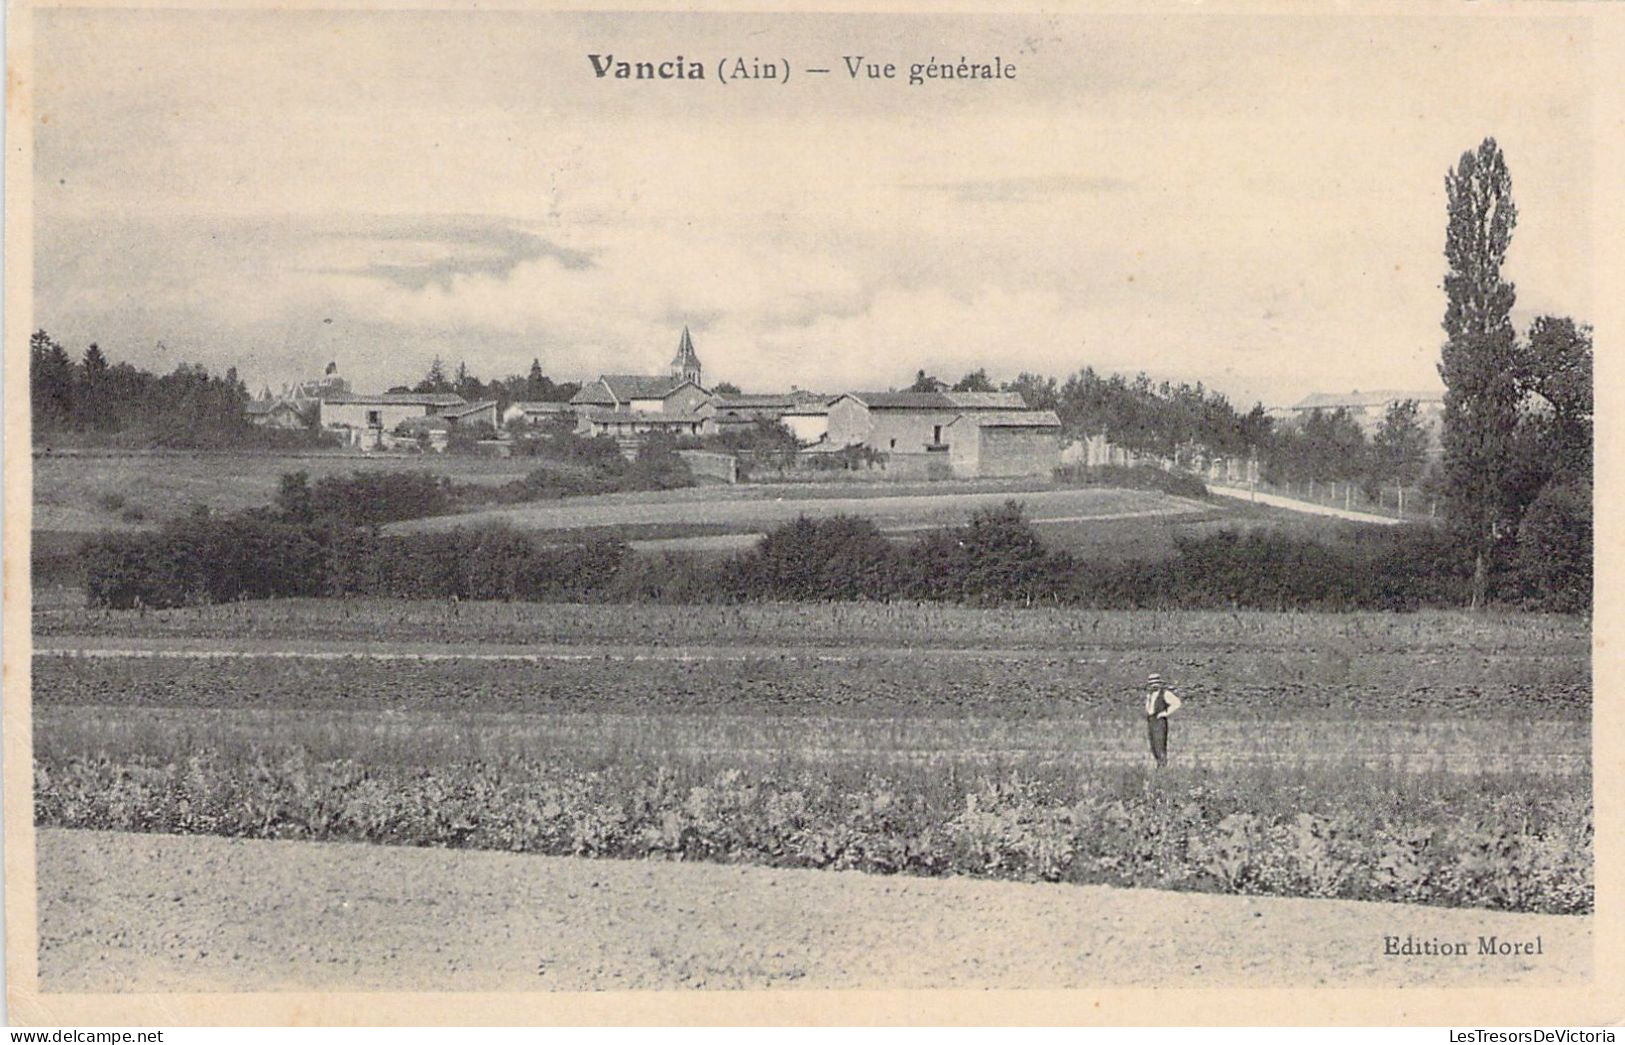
[82,514,329,608]
[80,513,629,609]
[327,528,628,601]
[34,753,1592,914]
[716,507,1470,610]
[278,471,455,527]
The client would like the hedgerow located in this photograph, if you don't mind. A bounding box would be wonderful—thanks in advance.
[76,497,1518,612]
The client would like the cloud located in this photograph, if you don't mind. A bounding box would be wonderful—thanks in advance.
[311,218,594,292]
[902,174,1132,203]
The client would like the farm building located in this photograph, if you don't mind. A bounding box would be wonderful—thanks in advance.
[944,411,1062,478]
[1284,390,1444,433]
[577,407,708,441]
[245,398,306,429]
[502,401,575,427]
[438,399,500,432]
[699,393,795,434]
[320,392,466,432]
[780,399,833,444]
[825,391,1032,454]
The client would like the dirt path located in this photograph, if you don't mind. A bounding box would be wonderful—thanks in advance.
[36,830,1589,992]
[1207,485,1404,526]
[31,634,1167,663]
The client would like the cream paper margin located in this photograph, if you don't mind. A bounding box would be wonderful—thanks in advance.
[2,0,1620,1026]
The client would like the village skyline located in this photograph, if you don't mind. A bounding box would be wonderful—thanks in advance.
[252,330,1443,416]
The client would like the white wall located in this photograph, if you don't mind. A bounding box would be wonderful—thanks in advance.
[321,401,433,432]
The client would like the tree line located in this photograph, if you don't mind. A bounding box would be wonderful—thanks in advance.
[28,331,289,449]
[403,356,580,407]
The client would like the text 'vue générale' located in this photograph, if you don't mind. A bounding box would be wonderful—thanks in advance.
[586,55,1018,86]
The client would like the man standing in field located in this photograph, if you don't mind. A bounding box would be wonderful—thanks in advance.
[1144,673,1182,767]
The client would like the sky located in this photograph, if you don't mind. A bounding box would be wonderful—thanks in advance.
[29,7,1595,409]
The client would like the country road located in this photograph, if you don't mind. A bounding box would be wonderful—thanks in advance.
[35,830,1591,992]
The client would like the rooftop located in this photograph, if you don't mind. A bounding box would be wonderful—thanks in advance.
[845,391,957,409]
[944,391,1030,409]
[580,407,709,424]
[1290,390,1444,411]
[322,392,467,407]
[572,374,704,405]
[439,399,499,419]
[949,409,1062,428]
[245,399,299,415]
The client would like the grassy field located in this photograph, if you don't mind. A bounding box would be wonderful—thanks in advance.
[31,449,1196,535]
[385,484,1210,536]
[31,449,1392,588]
[32,602,1591,912]
[29,449,542,533]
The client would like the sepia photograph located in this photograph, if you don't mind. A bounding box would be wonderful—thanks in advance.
[2,0,1614,1026]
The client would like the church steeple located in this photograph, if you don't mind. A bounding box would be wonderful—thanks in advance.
[670,326,702,385]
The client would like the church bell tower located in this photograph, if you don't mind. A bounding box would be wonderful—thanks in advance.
[670,326,702,386]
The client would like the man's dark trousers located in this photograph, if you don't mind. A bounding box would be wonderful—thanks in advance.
[1147,713,1168,765]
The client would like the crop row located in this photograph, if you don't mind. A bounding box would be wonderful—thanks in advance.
[35,599,1591,653]
[33,704,1587,778]
[34,751,1592,914]
[31,652,1591,720]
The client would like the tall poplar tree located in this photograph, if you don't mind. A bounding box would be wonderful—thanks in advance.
[1439,137,1522,609]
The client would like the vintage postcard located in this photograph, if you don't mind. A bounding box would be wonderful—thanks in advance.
[3,0,1619,1027]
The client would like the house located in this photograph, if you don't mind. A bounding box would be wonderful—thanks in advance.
[572,375,710,417]
[319,392,467,449]
[245,398,306,429]
[825,390,1032,453]
[502,401,575,427]
[944,411,1062,478]
[1284,390,1444,433]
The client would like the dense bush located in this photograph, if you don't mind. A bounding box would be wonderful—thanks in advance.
[274,470,454,526]
[327,527,628,601]
[902,503,1050,604]
[1515,480,1592,613]
[621,436,695,491]
[724,516,899,600]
